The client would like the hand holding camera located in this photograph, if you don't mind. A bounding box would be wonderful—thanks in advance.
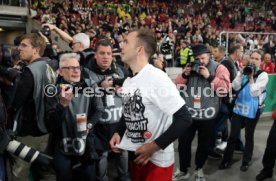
[182,63,192,77]
[243,63,256,81]
[188,59,210,79]
[31,25,51,38]
[101,76,114,89]
[42,23,55,31]
[198,66,210,79]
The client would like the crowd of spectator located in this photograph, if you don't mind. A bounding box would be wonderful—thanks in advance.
[28,0,276,68]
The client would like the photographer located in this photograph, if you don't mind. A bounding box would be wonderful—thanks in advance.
[0,46,26,108]
[42,23,73,44]
[88,39,129,181]
[158,31,175,67]
[174,44,230,181]
[9,33,57,180]
[220,50,269,172]
[31,25,58,59]
[44,53,104,181]
[42,24,95,68]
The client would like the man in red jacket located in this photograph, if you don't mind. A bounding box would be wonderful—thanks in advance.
[260,53,275,74]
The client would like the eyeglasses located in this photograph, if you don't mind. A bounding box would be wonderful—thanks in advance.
[61,66,81,71]
[70,42,81,47]
[18,43,34,49]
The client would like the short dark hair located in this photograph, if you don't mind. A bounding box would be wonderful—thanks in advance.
[135,28,157,58]
[20,33,46,56]
[228,44,242,55]
[95,38,113,52]
[216,45,226,54]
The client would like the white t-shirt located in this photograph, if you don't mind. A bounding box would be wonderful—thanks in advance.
[117,64,185,167]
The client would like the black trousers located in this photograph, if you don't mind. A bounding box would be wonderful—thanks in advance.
[178,119,215,171]
[261,121,276,174]
[222,113,259,164]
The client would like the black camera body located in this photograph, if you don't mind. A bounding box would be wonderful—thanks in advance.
[60,81,86,95]
[31,26,51,37]
[243,63,256,75]
[112,74,125,87]
[191,59,201,73]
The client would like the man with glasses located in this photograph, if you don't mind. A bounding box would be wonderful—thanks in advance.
[9,33,56,180]
[44,53,104,181]
[42,24,90,54]
[42,24,94,67]
[70,33,90,53]
[70,33,96,68]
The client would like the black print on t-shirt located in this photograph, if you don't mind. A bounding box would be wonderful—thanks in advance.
[123,89,148,143]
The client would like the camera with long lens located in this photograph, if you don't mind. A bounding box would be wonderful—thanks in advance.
[191,59,201,73]
[31,25,51,37]
[0,128,53,166]
[243,63,256,75]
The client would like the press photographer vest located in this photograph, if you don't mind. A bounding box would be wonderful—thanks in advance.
[89,67,124,124]
[15,58,56,136]
[233,70,267,119]
[60,93,90,156]
[60,70,96,156]
[184,59,220,120]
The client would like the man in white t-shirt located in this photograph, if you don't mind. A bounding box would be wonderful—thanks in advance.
[109,29,192,181]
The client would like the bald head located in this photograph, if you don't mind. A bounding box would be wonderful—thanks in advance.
[263,53,272,63]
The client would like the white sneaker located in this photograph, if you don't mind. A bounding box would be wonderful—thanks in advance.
[195,169,206,181]
[216,141,227,153]
[172,168,190,180]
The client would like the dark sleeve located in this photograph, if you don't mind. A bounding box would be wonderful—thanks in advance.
[88,83,104,125]
[44,95,67,132]
[221,61,235,82]
[11,68,34,110]
[43,43,57,58]
[154,105,192,150]
[115,115,126,137]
